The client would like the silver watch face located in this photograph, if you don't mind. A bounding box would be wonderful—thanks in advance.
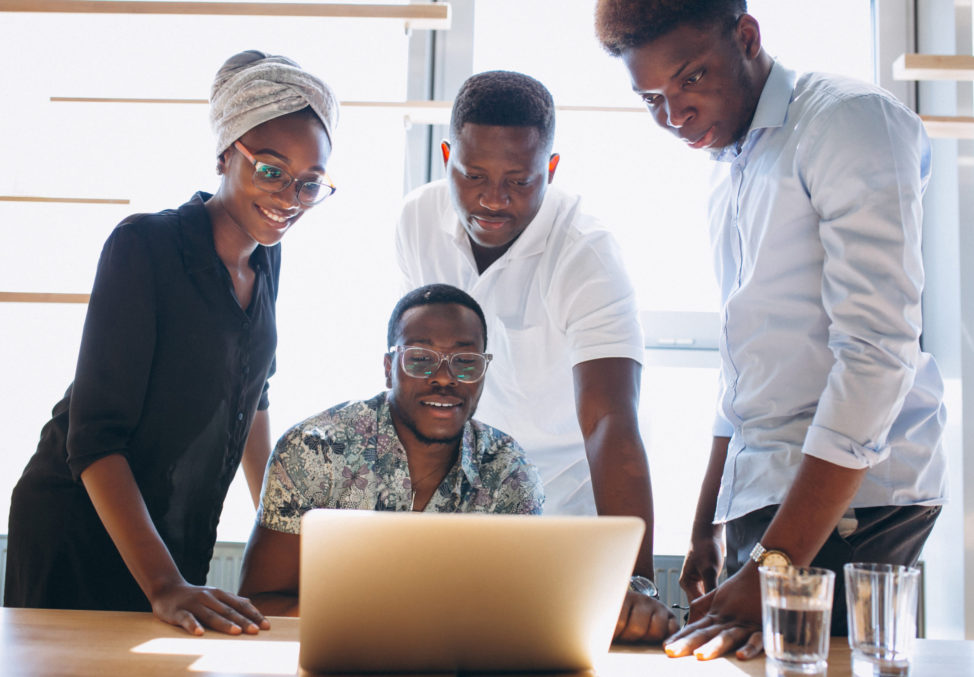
[629,575,659,599]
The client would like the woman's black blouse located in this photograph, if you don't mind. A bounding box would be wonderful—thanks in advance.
[4,192,280,611]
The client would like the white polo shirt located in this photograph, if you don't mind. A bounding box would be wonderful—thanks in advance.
[395,180,644,515]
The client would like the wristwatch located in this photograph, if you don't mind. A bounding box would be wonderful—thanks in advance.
[628,575,660,599]
[749,542,791,567]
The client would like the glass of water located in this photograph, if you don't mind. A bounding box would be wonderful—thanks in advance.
[844,562,920,676]
[760,566,835,675]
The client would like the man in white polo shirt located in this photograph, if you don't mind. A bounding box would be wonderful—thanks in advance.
[395,70,677,642]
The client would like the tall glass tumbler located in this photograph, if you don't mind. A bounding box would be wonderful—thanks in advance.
[844,563,920,675]
[760,566,835,675]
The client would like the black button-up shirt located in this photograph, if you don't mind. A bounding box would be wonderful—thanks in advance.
[5,193,279,611]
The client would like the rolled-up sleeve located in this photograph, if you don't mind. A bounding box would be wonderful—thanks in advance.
[801,95,930,469]
[66,226,157,479]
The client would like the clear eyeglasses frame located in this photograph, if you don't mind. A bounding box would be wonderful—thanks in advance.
[233,140,336,206]
[390,345,493,383]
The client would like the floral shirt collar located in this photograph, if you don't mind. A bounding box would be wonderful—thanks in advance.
[258,392,544,533]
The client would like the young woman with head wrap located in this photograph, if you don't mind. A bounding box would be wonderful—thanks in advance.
[4,51,338,635]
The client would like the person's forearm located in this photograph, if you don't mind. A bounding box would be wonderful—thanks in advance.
[575,358,654,575]
[81,454,185,601]
[585,413,655,576]
[238,524,302,617]
[691,436,729,540]
[759,454,867,565]
[242,409,272,509]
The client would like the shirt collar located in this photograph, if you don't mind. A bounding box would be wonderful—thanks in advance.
[449,183,559,268]
[179,191,271,275]
[457,423,483,488]
[503,185,558,260]
[712,60,796,162]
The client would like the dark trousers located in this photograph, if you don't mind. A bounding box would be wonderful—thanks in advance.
[725,504,942,636]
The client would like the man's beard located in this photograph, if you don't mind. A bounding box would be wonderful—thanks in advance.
[389,395,473,447]
[401,416,463,446]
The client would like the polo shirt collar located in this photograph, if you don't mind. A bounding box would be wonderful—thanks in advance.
[448,184,558,267]
[712,60,795,162]
[505,185,558,259]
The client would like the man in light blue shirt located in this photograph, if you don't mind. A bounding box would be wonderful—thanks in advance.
[596,0,947,661]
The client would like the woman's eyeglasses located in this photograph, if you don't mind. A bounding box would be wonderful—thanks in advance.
[234,140,336,206]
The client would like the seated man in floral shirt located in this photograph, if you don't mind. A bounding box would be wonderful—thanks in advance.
[238,283,544,615]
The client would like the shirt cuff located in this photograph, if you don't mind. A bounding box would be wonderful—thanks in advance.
[570,343,645,367]
[712,415,733,438]
[802,424,891,469]
[256,505,302,535]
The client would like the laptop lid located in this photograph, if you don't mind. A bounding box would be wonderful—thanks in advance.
[298,510,644,674]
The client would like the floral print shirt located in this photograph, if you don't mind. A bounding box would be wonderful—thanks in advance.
[258,392,544,533]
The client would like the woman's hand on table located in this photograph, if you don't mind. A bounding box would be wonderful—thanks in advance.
[150,581,271,636]
[662,564,763,660]
[614,590,680,643]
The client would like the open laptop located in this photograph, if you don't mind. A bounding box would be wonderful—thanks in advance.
[298,510,644,674]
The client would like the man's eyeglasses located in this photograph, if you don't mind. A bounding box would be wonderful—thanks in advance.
[233,140,336,206]
[390,345,493,383]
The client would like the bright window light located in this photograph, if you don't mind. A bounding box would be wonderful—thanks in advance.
[0,0,875,562]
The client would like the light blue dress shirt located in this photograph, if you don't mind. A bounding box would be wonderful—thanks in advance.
[709,62,948,523]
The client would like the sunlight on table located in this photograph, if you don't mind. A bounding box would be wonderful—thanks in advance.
[131,637,299,675]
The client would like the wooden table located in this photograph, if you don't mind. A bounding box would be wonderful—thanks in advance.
[2,608,972,676]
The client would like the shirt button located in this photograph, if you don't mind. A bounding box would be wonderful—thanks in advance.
[243,365,250,375]
[237,412,245,421]
[242,321,251,330]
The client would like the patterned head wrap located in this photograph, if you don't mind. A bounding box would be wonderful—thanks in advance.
[209,50,339,156]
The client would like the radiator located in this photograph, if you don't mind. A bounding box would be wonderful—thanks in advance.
[0,535,246,597]
[653,554,691,609]
[205,541,247,593]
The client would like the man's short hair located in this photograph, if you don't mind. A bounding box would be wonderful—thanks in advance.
[450,71,555,153]
[595,0,747,56]
[387,284,489,350]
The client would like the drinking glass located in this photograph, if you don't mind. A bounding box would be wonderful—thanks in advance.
[844,562,920,676]
[760,566,835,675]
